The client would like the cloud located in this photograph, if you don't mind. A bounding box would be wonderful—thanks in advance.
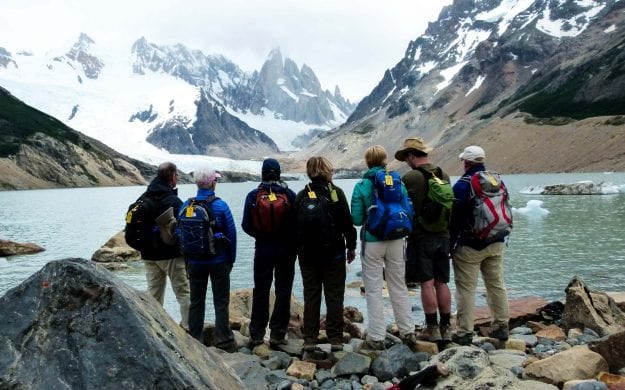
[0,0,452,101]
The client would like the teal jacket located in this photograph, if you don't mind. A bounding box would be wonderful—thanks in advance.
[350,166,412,242]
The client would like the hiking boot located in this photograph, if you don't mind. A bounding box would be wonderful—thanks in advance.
[269,337,287,349]
[217,343,237,353]
[489,323,509,341]
[302,343,317,352]
[439,325,452,342]
[330,343,343,352]
[361,338,386,351]
[417,324,442,342]
[249,338,264,348]
[451,332,473,346]
[401,332,418,350]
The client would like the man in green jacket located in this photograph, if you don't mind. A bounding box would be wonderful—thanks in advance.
[395,138,453,343]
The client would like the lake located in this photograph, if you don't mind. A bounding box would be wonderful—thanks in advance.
[1,172,624,326]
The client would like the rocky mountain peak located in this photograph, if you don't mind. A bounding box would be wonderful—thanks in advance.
[64,33,103,79]
[0,47,16,69]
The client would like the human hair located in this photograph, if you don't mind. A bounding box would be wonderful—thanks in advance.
[364,145,387,168]
[193,166,218,190]
[157,162,177,182]
[306,156,333,182]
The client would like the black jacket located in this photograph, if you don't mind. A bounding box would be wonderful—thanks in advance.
[142,177,183,260]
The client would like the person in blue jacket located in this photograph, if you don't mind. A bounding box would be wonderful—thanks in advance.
[241,158,297,349]
[181,166,237,352]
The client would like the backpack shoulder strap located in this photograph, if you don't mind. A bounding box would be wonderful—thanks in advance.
[415,166,431,178]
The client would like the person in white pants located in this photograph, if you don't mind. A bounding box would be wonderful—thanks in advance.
[350,145,417,350]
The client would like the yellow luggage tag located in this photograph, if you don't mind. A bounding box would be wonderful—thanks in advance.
[385,174,393,186]
[125,211,133,224]
[185,204,195,217]
[268,189,277,202]
[486,172,499,188]
[307,184,317,199]
[329,185,339,202]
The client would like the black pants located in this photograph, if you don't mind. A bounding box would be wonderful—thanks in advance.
[187,261,234,349]
[299,257,346,345]
[249,252,296,341]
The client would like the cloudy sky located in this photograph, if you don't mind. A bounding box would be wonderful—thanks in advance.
[0,0,452,101]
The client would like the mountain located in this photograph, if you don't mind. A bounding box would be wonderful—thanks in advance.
[300,0,625,174]
[0,37,355,168]
[0,86,155,190]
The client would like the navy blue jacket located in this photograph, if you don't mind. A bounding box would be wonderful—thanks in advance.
[179,188,237,265]
[450,164,505,251]
[241,181,297,257]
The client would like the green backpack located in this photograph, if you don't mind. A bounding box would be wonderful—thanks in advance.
[416,167,454,232]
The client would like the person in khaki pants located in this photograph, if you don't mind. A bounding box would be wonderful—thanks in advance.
[141,162,190,329]
[450,146,510,345]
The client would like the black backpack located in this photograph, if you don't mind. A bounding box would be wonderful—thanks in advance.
[124,192,167,256]
[297,183,338,253]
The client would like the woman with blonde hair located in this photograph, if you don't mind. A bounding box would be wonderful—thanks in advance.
[294,156,357,352]
[351,145,417,350]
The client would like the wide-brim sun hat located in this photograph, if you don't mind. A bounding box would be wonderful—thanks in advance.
[394,137,433,161]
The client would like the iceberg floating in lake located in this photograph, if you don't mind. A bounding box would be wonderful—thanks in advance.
[513,200,549,217]
[519,181,623,195]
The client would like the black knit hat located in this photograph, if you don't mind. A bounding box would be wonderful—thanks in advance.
[262,158,281,180]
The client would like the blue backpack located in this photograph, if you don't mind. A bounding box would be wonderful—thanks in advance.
[366,169,413,240]
[177,196,224,259]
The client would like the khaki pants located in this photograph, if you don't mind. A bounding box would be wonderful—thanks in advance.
[144,257,190,328]
[452,242,508,335]
[362,239,415,340]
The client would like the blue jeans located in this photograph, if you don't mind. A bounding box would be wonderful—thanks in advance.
[187,261,234,349]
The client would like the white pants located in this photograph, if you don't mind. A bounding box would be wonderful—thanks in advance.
[361,239,415,341]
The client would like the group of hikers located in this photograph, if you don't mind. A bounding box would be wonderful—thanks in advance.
[125,137,513,354]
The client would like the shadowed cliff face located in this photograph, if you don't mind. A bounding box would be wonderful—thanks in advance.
[0,258,244,389]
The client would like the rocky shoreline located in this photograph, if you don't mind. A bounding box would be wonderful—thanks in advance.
[1,258,624,389]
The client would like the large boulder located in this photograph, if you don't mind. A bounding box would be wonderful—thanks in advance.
[0,239,44,256]
[91,230,140,263]
[0,258,243,389]
[588,330,625,373]
[562,277,625,337]
[523,346,609,386]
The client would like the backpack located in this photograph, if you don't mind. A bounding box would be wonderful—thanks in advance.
[251,186,291,235]
[177,196,224,259]
[366,169,413,240]
[416,167,454,233]
[462,171,513,242]
[124,192,164,253]
[297,183,338,252]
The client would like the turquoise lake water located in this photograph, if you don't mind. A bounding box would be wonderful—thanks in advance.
[1,172,624,325]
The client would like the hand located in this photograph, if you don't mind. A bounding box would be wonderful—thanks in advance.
[346,249,356,264]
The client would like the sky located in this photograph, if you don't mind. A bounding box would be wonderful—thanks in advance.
[0,0,452,102]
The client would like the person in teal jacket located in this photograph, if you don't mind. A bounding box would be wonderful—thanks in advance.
[351,145,417,350]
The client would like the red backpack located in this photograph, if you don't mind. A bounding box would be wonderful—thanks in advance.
[251,186,291,235]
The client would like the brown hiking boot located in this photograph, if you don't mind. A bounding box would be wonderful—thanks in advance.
[418,324,442,342]
[401,332,418,350]
[439,324,452,342]
[489,322,509,341]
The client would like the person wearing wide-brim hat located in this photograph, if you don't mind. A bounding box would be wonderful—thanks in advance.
[395,137,453,344]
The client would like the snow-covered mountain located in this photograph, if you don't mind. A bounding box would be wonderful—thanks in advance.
[302,0,625,174]
[0,35,355,172]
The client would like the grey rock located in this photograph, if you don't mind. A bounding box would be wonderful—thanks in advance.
[361,374,379,384]
[370,344,428,381]
[480,342,496,352]
[510,366,524,378]
[262,351,292,370]
[0,258,244,389]
[569,381,608,390]
[511,326,534,335]
[489,352,528,369]
[514,334,539,347]
[331,352,371,376]
[315,369,336,384]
